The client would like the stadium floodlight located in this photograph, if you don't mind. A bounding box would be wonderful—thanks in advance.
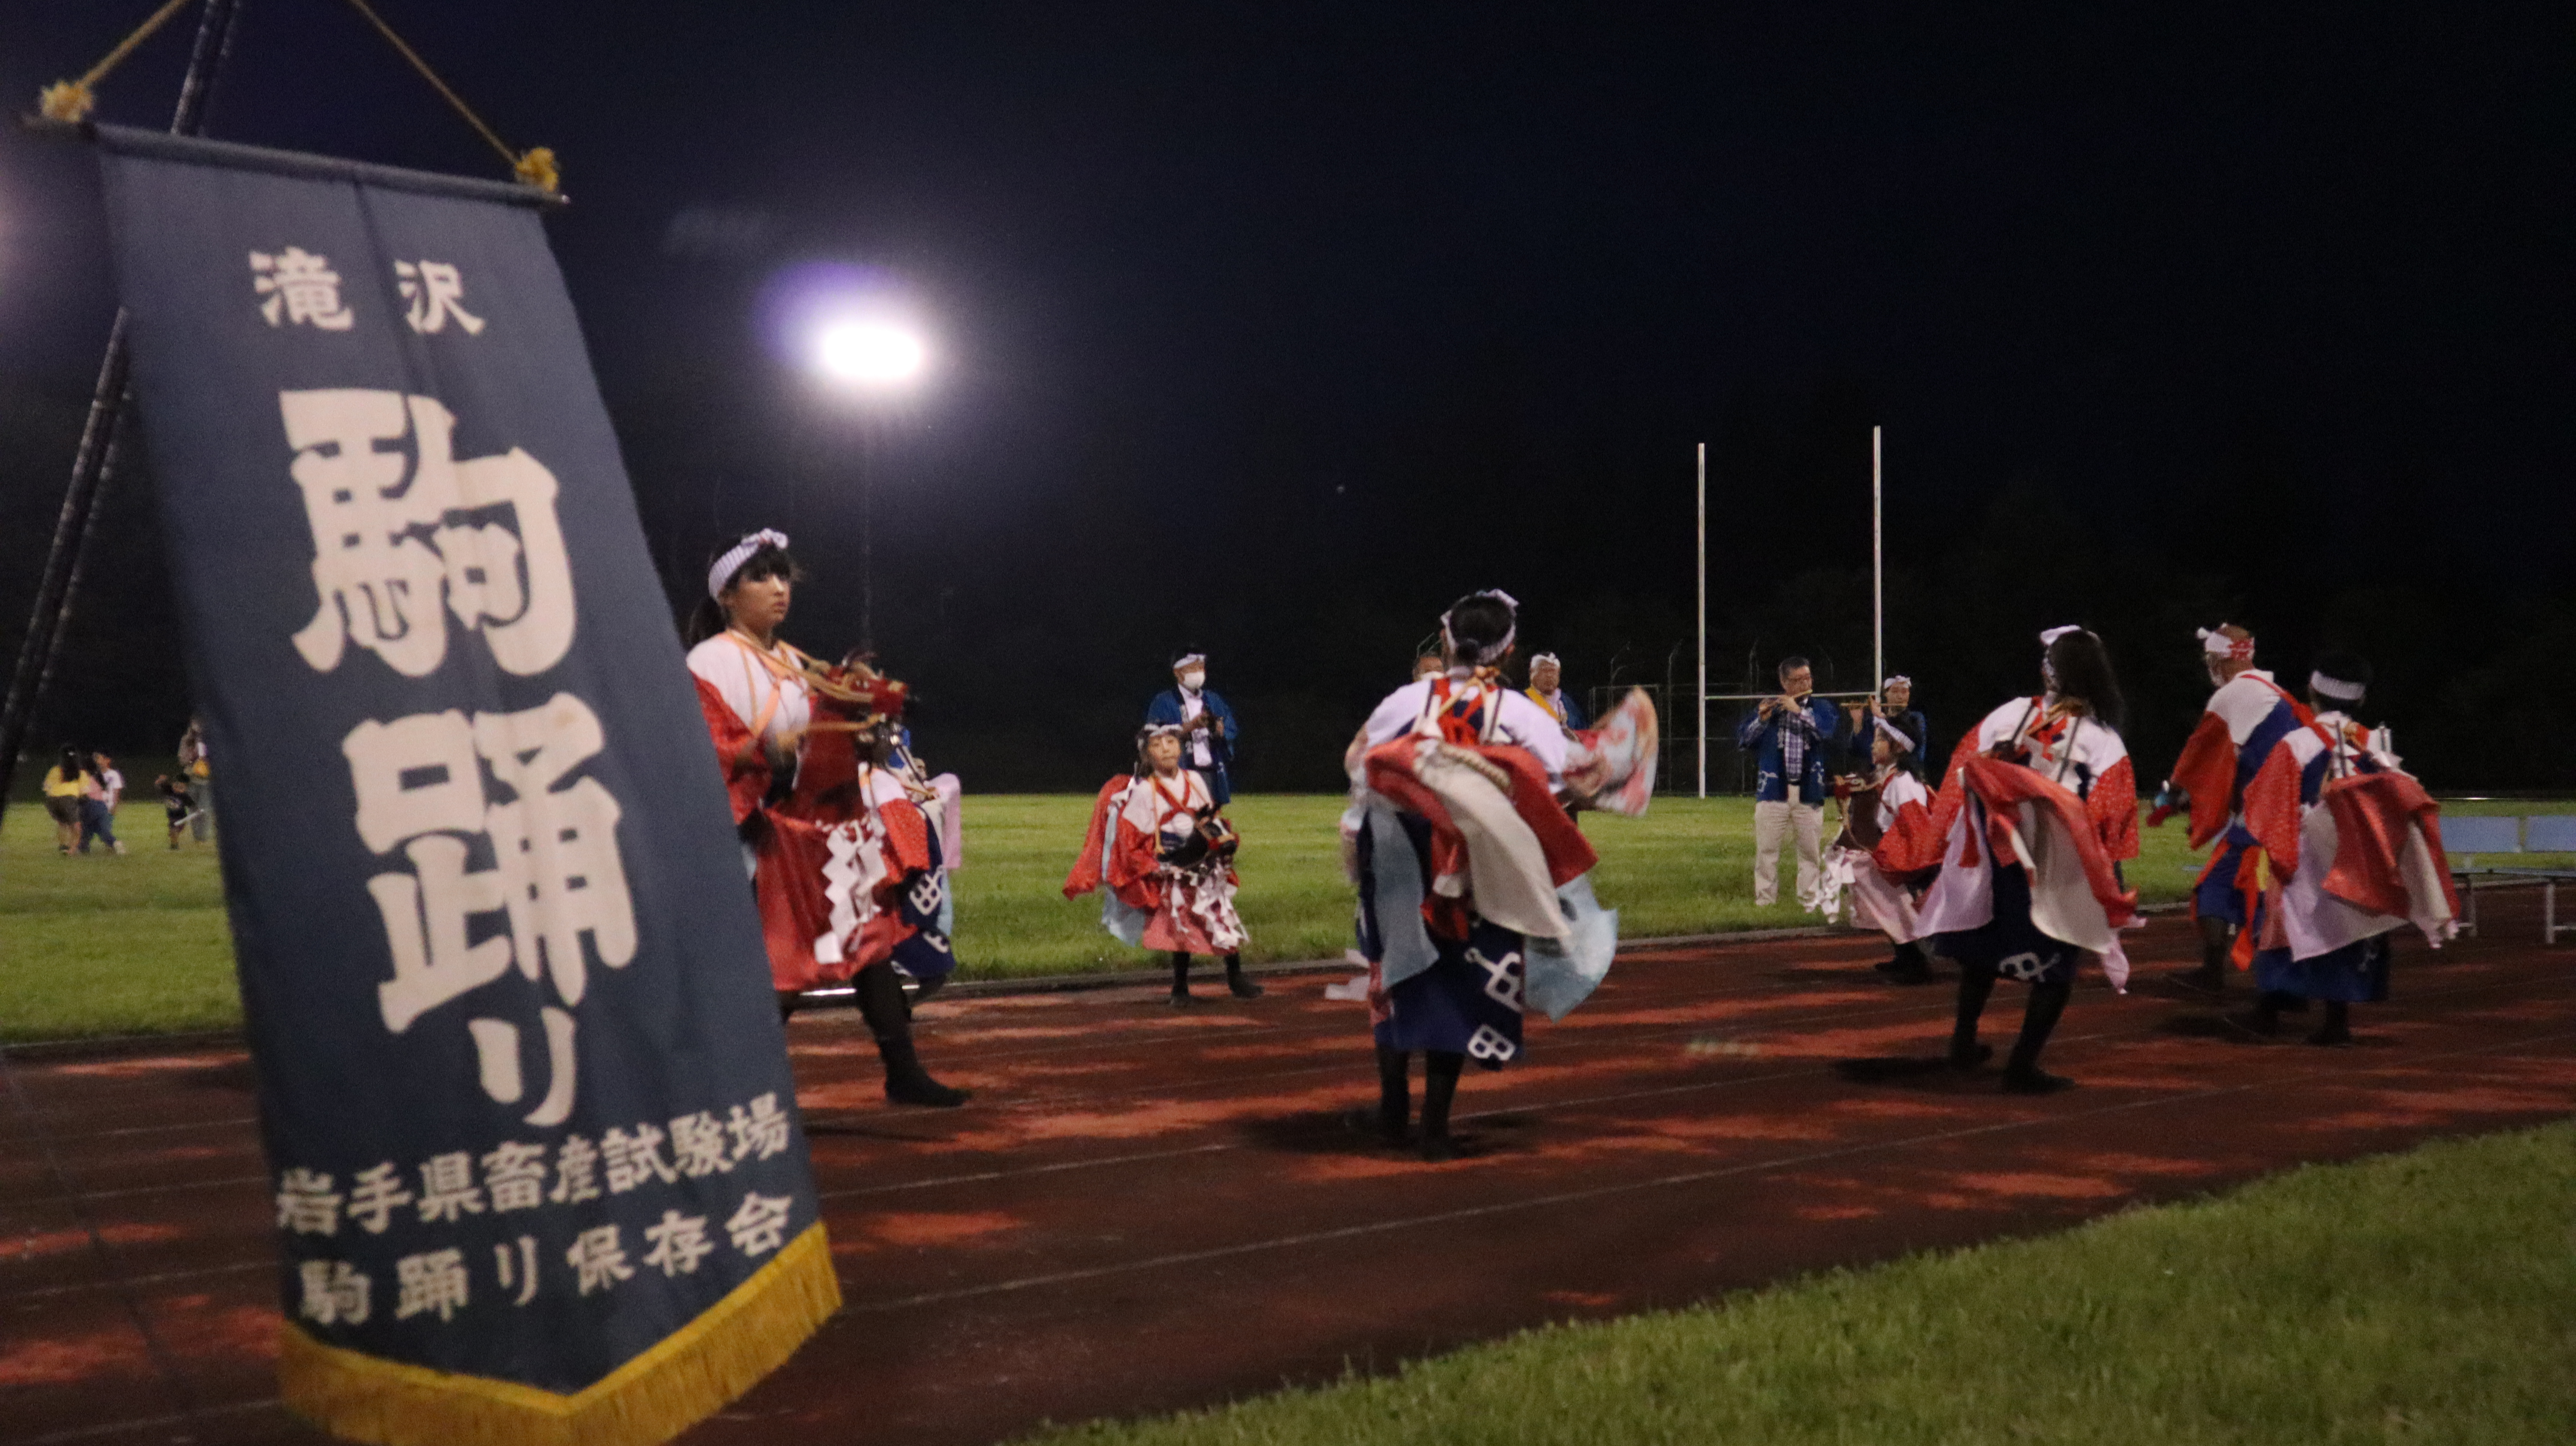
[812,318,927,389]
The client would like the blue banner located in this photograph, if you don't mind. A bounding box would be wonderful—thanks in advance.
[90,126,837,1444]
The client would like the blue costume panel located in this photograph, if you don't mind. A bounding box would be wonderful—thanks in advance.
[1356,812,1528,1068]
[1932,863,2078,987]
[2254,935,2390,1005]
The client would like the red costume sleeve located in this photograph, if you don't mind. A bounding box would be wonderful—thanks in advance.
[2088,755,2140,862]
[1919,727,1988,860]
[1872,796,1945,878]
[877,796,934,878]
[694,674,767,826]
[2164,711,2238,849]
[2323,772,2462,920]
[1061,777,1129,898]
[751,814,833,991]
[1104,809,1165,911]
[2239,743,2306,876]
[1960,755,2138,929]
[1361,741,1598,887]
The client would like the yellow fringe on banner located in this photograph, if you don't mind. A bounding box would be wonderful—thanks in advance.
[279,1222,841,1446]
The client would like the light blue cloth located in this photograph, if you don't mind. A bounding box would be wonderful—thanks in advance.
[1525,873,1617,1022]
[1364,802,1440,990]
[1360,799,1616,1020]
[1096,791,1150,946]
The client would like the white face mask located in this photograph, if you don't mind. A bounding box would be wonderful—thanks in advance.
[1178,671,1206,691]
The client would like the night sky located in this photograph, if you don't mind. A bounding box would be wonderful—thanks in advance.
[3,3,2569,788]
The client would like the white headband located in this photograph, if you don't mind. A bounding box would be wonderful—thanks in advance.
[1531,653,1561,669]
[2039,625,2084,646]
[708,529,789,601]
[1440,589,1520,666]
[1873,715,1917,753]
[1881,674,1911,690]
[2198,626,2256,661]
[2309,671,2366,703]
[1172,653,1206,671]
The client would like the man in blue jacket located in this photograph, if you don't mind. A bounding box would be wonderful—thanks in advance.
[1145,650,1240,805]
[1736,656,1844,909]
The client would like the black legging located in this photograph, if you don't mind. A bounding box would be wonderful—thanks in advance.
[1952,966,2072,1077]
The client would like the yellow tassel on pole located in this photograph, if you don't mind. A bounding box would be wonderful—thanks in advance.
[35,0,200,122]
[279,1221,841,1446]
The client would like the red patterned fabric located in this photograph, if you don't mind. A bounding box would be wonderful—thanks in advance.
[1062,777,1128,899]
[751,815,838,991]
[1103,809,1167,913]
[2323,772,2461,920]
[878,795,934,877]
[693,674,767,826]
[2240,741,2308,876]
[1364,739,1598,888]
[1957,755,2138,930]
[2165,711,2239,850]
[2087,755,2141,862]
[1871,796,1944,879]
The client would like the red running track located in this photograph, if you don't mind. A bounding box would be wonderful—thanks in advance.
[5,895,2572,1446]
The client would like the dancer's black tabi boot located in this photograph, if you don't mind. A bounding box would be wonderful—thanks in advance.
[2308,999,2353,1048]
[2000,978,2075,1094]
[2233,990,2291,1039]
[1949,968,1997,1070]
[1224,952,1265,999]
[1168,951,1194,1007]
[2186,917,2232,993]
[1417,1051,1466,1162]
[858,962,970,1107]
[1881,939,1933,985]
[1375,1046,1412,1147]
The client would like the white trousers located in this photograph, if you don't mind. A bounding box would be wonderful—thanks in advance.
[1753,799,1823,909]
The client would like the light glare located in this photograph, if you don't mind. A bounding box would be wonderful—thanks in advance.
[814,320,927,386]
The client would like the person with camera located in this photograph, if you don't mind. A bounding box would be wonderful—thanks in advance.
[1737,656,1845,910]
[1065,723,1260,1006]
[1145,650,1241,805]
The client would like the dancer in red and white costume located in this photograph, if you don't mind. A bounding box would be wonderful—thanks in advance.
[2150,623,2315,993]
[1914,626,2140,1093]
[1824,725,1942,983]
[1064,724,1261,1005]
[685,530,970,1107]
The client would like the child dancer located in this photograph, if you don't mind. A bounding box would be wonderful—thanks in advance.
[1065,724,1261,1005]
[1826,726,1941,983]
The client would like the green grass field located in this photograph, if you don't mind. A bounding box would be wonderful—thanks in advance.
[5,791,2551,1043]
[1026,1121,2576,1446]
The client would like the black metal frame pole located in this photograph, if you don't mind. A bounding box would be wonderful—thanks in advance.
[0,0,242,827]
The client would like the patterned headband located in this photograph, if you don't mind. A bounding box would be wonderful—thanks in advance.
[1440,589,1520,667]
[2197,626,2256,661]
[708,529,789,601]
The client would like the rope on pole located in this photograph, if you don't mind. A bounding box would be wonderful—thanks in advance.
[36,0,200,122]
[337,0,558,190]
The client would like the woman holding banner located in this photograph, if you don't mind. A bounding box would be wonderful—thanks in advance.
[686,530,970,1107]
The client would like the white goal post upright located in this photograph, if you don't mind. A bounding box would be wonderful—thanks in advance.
[1695,441,1707,799]
[1694,429,1886,800]
[1872,425,1884,698]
